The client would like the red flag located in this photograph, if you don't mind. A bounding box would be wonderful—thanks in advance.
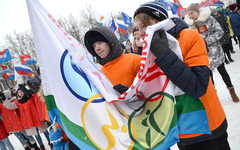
[174,0,187,17]
[199,0,220,8]
[21,54,37,65]
[0,65,7,71]
[4,72,15,80]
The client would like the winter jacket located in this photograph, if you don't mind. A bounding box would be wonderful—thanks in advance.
[229,11,240,36]
[0,103,23,133]
[212,13,231,45]
[33,93,46,122]
[155,18,226,145]
[226,16,234,36]
[3,96,43,130]
[0,119,8,141]
[14,97,43,129]
[185,7,225,70]
[101,53,141,87]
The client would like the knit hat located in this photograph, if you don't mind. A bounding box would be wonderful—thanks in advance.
[132,27,137,34]
[216,7,222,12]
[187,3,200,13]
[89,32,108,46]
[134,1,168,21]
[211,8,218,15]
[229,3,237,11]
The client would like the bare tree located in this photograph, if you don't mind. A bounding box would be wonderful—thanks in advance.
[4,30,36,64]
[58,4,98,45]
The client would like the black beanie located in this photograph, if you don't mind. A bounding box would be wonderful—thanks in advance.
[90,32,108,46]
[134,1,168,21]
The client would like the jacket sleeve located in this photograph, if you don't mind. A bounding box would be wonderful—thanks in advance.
[3,100,18,109]
[154,49,210,98]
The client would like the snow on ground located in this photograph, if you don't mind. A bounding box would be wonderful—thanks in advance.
[9,43,240,149]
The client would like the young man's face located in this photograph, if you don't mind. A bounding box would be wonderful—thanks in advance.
[93,41,111,59]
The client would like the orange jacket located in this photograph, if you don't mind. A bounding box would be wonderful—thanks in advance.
[176,29,226,139]
[101,53,141,87]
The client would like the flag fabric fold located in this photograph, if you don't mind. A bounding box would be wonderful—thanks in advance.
[95,12,109,26]
[0,49,12,64]
[26,0,211,149]
[199,0,220,8]
[4,72,15,80]
[14,64,33,76]
[115,19,128,35]
[174,0,187,17]
[109,19,117,32]
[21,54,37,65]
[160,0,179,15]
[0,65,7,74]
[121,12,132,26]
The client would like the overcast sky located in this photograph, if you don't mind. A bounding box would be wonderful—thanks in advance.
[0,0,198,46]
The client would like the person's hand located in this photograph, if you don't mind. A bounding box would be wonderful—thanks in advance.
[113,84,129,94]
[150,30,169,57]
[125,91,145,102]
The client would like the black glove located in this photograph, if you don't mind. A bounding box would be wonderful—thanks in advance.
[150,30,169,57]
[113,84,129,94]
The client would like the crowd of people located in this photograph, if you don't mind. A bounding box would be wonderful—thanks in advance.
[0,74,53,150]
[1,0,240,150]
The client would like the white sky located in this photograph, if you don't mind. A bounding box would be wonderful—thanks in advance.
[0,0,199,46]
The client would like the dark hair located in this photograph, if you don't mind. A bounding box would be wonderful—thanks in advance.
[27,76,41,93]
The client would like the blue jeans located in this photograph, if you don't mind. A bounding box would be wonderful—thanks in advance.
[0,137,15,150]
[35,129,50,147]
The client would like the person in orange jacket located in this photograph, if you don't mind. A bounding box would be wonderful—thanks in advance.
[132,1,230,150]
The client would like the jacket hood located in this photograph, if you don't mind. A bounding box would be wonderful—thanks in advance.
[185,7,211,26]
[167,18,189,37]
[84,26,123,65]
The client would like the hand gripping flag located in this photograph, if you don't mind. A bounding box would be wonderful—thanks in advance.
[14,64,33,76]
[21,54,37,65]
[121,12,132,27]
[0,49,12,64]
[27,0,210,149]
